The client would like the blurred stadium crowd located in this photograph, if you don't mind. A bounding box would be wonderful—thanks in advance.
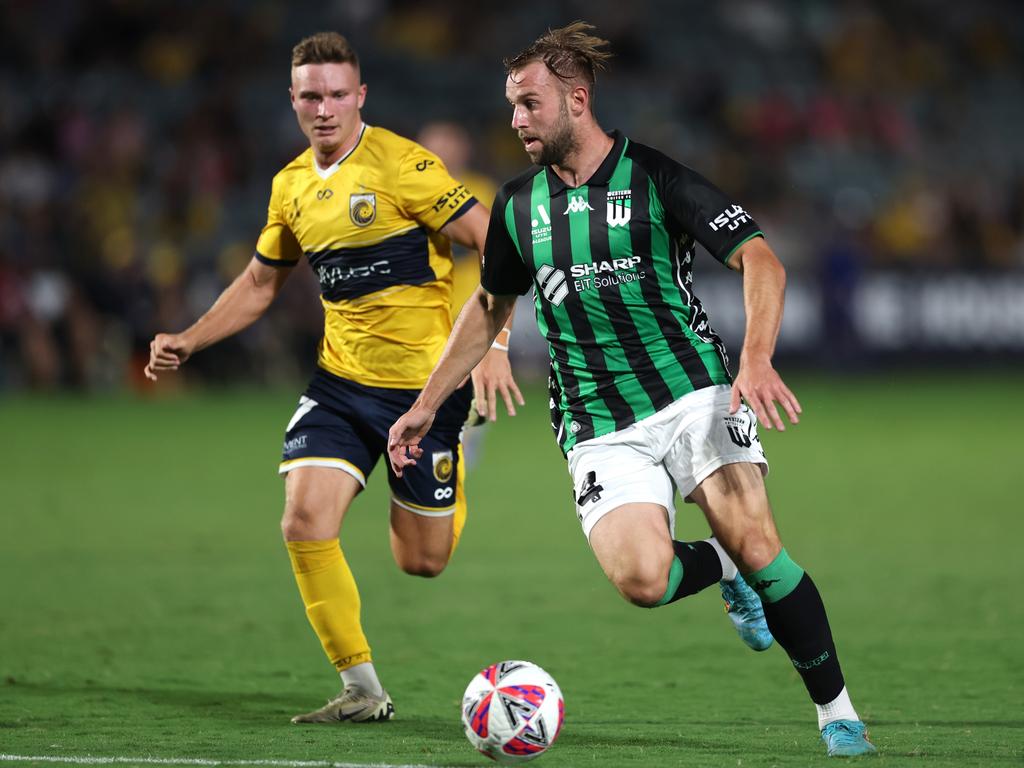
[1,0,1022,390]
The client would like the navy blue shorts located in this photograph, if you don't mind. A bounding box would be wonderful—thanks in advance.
[279,367,473,515]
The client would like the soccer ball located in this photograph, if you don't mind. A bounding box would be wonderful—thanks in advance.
[461,660,564,764]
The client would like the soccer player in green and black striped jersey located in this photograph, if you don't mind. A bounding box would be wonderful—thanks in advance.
[389,22,876,757]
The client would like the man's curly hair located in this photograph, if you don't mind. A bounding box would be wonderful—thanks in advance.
[504,21,612,93]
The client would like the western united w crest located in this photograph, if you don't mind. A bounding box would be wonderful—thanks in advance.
[349,192,376,226]
[607,189,631,227]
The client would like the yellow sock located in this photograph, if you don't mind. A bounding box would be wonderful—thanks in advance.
[286,539,371,672]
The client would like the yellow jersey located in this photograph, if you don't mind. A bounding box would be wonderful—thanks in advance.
[255,124,476,388]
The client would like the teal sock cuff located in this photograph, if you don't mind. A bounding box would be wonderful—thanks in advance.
[653,557,684,607]
[744,548,804,603]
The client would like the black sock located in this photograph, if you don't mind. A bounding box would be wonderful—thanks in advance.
[654,540,723,606]
[761,572,845,704]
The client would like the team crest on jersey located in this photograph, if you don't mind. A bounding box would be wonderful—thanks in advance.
[349,192,377,226]
[432,450,454,483]
[607,189,631,227]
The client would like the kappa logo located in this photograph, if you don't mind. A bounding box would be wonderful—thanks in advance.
[606,189,631,227]
[564,195,594,214]
[750,578,780,593]
[536,264,569,306]
[350,192,376,226]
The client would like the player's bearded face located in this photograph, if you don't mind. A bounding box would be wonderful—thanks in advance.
[509,64,579,167]
[530,98,578,167]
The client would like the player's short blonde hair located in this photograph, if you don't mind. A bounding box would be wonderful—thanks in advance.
[504,21,612,97]
[292,32,359,69]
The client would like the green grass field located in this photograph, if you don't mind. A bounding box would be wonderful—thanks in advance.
[1,373,1022,767]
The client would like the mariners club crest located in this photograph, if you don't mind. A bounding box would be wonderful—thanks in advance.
[432,450,454,483]
[349,192,376,226]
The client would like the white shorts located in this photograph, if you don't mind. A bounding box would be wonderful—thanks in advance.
[566,385,768,540]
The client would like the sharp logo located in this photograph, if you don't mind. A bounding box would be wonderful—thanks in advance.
[709,204,751,232]
[607,189,631,227]
[570,256,641,278]
[564,195,594,214]
[536,264,569,306]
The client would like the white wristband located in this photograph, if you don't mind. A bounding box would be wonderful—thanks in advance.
[491,327,511,352]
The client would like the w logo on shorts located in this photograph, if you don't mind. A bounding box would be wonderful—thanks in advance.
[724,408,759,449]
[726,425,751,448]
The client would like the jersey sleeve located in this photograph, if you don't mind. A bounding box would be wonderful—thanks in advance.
[480,185,533,296]
[649,152,764,265]
[254,173,302,267]
[396,144,478,232]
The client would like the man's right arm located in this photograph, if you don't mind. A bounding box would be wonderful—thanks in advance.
[144,257,292,380]
[387,287,517,475]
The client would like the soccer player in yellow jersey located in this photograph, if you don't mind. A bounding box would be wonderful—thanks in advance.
[144,32,523,724]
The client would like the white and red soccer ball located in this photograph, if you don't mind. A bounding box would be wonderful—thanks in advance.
[461,660,564,764]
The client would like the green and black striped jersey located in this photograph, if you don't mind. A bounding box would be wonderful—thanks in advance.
[481,131,764,455]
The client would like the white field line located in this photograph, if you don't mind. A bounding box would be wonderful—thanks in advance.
[0,756,447,768]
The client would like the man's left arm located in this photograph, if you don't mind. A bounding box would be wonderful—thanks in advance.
[442,204,523,421]
[727,237,802,430]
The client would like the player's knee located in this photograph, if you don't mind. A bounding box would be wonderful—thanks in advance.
[280,502,319,541]
[732,531,782,573]
[613,570,669,607]
[397,552,449,578]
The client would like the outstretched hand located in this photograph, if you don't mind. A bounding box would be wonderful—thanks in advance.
[730,357,802,431]
[387,406,437,477]
[144,333,193,381]
[471,345,525,422]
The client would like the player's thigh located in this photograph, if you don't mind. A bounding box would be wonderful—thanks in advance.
[689,462,780,572]
[277,384,376,540]
[388,501,455,577]
[568,434,675,539]
[588,502,675,600]
[283,466,362,540]
[387,387,472,574]
[568,437,675,590]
